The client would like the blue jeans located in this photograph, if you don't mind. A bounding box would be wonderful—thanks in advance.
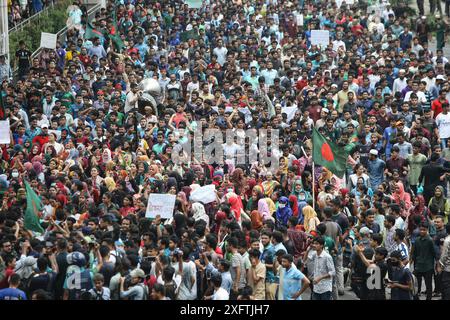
[312,291,332,300]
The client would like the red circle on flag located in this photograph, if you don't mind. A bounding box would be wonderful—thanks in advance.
[321,143,334,162]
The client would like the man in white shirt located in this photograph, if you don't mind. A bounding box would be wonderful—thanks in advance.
[393,69,408,93]
[213,39,228,67]
[125,83,140,113]
[210,273,229,300]
[436,103,450,148]
[404,81,427,103]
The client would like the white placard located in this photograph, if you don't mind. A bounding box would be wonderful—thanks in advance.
[311,30,330,47]
[282,106,298,123]
[40,32,57,49]
[296,14,303,26]
[0,120,10,144]
[190,184,217,204]
[146,194,176,219]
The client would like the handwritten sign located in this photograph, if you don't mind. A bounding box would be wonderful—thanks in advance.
[190,184,217,204]
[40,32,57,49]
[311,30,330,47]
[0,120,10,144]
[146,194,176,219]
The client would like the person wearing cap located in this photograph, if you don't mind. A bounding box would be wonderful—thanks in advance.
[367,149,385,190]
[393,69,408,94]
[119,268,147,300]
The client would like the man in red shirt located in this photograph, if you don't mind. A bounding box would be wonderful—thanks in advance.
[431,89,448,118]
[32,124,50,150]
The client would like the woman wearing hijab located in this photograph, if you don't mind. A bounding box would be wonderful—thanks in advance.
[302,205,320,234]
[227,194,244,222]
[258,198,274,222]
[291,179,312,203]
[104,177,117,192]
[289,194,299,217]
[428,186,450,223]
[275,196,293,227]
[392,181,412,218]
[191,202,210,227]
[407,195,427,234]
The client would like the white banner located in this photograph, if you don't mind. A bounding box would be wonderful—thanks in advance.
[0,120,10,144]
[40,32,57,49]
[146,194,176,219]
[311,30,330,47]
[190,184,217,204]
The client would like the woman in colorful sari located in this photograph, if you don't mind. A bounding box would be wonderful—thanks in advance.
[261,172,280,197]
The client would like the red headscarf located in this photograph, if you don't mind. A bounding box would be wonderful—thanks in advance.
[289,195,299,217]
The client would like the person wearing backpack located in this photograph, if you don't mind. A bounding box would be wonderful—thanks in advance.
[119,268,148,300]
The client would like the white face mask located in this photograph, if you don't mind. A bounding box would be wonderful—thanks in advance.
[12,171,19,178]
[279,203,286,208]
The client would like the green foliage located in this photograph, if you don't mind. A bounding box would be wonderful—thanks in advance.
[9,0,72,67]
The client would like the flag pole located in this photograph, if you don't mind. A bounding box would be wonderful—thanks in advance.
[312,160,315,210]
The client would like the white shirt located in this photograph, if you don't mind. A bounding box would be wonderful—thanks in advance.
[404,90,427,104]
[213,46,228,66]
[212,287,229,300]
[393,78,408,93]
[436,112,450,139]
[125,91,139,114]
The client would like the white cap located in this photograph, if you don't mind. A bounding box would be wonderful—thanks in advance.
[322,108,330,113]
[436,75,447,81]
[369,149,378,156]
[360,227,373,235]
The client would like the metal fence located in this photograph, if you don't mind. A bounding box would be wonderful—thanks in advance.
[9,1,58,32]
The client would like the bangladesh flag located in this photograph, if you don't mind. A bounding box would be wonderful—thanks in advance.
[110,33,125,52]
[24,181,44,234]
[85,23,104,40]
[312,127,348,178]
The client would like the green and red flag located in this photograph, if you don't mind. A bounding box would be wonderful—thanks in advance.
[85,23,104,40]
[24,181,44,234]
[312,127,348,178]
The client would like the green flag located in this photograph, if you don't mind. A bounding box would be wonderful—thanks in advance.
[180,29,200,42]
[110,33,125,52]
[85,23,104,40]
[24,181,44,234]
[312,127,348,178]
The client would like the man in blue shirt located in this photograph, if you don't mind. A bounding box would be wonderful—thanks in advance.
[0,274,27,300]
[368,149,386,190]
[280,254,310,300]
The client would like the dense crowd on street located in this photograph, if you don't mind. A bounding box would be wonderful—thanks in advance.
[1,0,450,301]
